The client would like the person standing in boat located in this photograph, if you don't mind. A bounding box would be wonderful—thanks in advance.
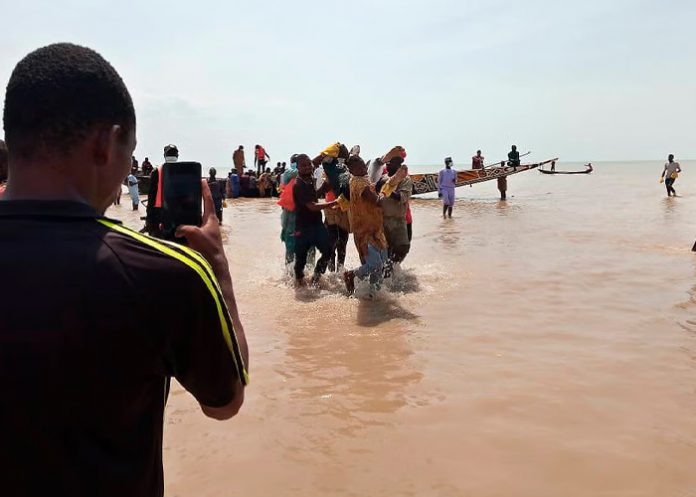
[438,157,456,219]
[661,154,681,197]
[254,144,270,176]
[472,150,484,170]
[507,145,520,167]
[233,145,246,176]
[141,157,153,175]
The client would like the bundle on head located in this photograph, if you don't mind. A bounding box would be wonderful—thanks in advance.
[382,146,406,164]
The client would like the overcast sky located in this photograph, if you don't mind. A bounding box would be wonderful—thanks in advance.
[1,0,694,166]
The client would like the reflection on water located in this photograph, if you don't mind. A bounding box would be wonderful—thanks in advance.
[355,294,419,327]
[278,301,423,447]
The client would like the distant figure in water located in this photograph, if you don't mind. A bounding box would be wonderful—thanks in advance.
[550,160,556,172]
[438,157,456,218]
[497,175,507,201]
[661,154,681,197]
[472,150,484,169]
[507,145,520,167]
[586,163,593,172]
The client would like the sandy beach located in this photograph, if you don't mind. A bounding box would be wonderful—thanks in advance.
[110,161,696,497]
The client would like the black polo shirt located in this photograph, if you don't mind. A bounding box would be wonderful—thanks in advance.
[0,200,248,497]
[293,176,322,229]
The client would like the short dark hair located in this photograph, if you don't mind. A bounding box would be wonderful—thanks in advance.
[3,43,135,160]
[346,155,365,169]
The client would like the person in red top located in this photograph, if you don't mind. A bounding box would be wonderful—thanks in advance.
[471,150,484,169]
[254,144,270,175]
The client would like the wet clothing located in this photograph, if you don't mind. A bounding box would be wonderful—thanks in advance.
[383,217,410,262]
[441,188,455,206]
[293,177,322,230]
[498,176,508,200]
[354,242,388,287]
[0,200,247,497]
[294,223,331,280]
[280,208,296,263]
[324,190,350,271]
[665,177,676,196]
[349,175,387,261]
[292,176,330,279]
[664,161,681,178]
[379,175,412,263]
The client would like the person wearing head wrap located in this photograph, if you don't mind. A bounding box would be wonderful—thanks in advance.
[313,142,350,199]
[233,145,246,176]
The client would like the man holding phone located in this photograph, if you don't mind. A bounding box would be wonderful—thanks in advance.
[0,43,249,497]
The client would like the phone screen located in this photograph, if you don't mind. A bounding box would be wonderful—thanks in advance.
[161,161,202,241]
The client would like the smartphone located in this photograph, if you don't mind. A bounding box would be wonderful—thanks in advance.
[161,161,202,242]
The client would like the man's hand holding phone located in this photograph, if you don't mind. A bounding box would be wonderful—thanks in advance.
[176,180,227,273]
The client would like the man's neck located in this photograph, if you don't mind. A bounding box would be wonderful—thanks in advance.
[4,167,91,206]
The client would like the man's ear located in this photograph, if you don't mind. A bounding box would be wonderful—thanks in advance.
[92,125,123,167]
[94,124,127,166]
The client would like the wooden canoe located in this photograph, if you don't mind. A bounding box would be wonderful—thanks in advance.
[410,158,557,195]
[539,168,591,175]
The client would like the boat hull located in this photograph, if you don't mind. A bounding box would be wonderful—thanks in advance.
[410,158,557,195]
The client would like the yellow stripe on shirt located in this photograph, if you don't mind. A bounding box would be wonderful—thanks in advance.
[97,219,249,385]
